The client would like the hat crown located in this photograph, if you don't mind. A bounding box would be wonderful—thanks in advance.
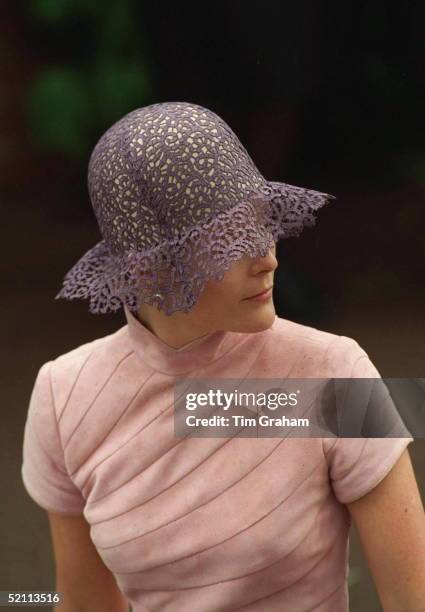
[87,101,265,254]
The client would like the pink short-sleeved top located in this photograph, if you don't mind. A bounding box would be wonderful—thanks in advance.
[21,306,413,611]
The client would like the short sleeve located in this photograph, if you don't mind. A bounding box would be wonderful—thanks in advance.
[21,361,86,515]
[323,336,414,504]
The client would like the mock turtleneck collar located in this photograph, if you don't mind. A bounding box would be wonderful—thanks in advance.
[123,305,249,375]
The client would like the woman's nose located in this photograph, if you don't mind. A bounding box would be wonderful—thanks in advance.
[251,245,278,272]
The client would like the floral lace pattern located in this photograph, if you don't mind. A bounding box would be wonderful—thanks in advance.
[55,101,335,315]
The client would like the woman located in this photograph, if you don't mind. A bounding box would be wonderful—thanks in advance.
[22,102,425,611]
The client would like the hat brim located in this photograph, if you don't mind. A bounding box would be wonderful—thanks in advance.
[256,180,336,241]
[55,181,335,315]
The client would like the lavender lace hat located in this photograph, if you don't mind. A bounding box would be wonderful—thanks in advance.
[55,101,336,316]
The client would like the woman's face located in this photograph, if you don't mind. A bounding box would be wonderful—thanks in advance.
[189,243,278,333]
[136,243,278,346]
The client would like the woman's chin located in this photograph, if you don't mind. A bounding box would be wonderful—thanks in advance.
[237,302,276,332]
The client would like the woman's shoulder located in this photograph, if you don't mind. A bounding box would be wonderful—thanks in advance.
[262,315,372,377]
[46,325,130,391]
[270,314,350,352]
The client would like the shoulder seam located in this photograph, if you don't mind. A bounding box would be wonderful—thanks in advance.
[317,334,345,371]
[55,347,97,423]
[45,361,69,476]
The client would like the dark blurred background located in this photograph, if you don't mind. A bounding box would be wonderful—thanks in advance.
[2,1,424,610]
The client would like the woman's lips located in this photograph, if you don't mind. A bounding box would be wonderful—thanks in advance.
[244,286,273,302]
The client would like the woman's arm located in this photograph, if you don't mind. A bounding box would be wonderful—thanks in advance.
[347,447,425,611]
[47,511,130,612]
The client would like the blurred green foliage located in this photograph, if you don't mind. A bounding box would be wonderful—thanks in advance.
[28,68,90,156]
[27,0,154,158]
[30,0,75,22]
